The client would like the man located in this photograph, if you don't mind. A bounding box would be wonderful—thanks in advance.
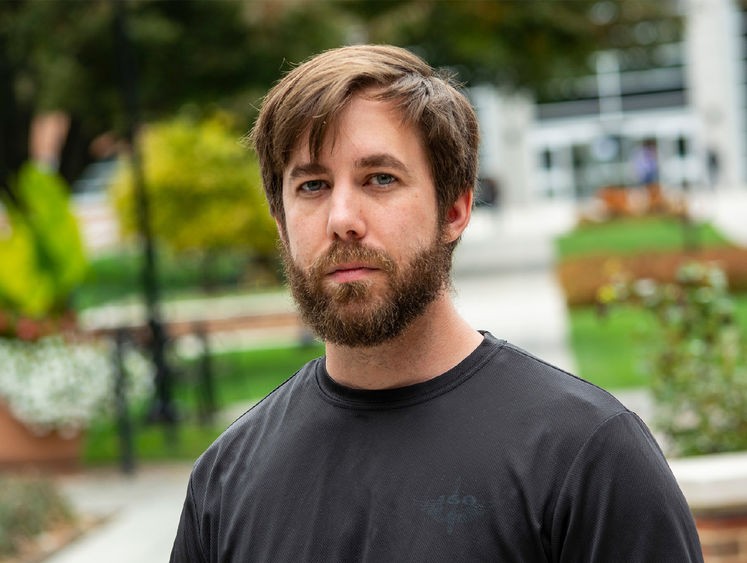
[171,45,702,562]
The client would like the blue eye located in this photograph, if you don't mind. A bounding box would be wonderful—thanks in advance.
[371,174,395,186]
[300,180,325,192]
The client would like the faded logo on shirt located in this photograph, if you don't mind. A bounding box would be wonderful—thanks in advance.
[414,477,486,535]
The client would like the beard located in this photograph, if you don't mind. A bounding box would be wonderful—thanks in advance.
[281,234,453,347]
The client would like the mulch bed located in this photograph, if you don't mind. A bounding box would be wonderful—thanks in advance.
[556,245,747,307]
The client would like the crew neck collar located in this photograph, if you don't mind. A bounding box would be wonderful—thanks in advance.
[314,331,504,410]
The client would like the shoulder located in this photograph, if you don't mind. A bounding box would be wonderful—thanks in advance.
[478,339,628,428]
[486,343,702,558]
[189,357,322,489]
[470,338,658,476]
[550,409,702,560]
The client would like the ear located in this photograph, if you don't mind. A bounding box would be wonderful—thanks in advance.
[442,189,473,244]
[274,215,287,245]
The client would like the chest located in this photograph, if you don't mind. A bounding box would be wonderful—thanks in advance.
[203,413,559,562]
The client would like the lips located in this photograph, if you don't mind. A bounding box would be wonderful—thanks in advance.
[327,262,379,283]
[309,241,396,285]
[327,261,375,274]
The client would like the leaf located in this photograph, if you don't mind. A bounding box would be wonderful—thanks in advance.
[0,163,88,316]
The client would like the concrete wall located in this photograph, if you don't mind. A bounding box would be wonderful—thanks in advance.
[471,86,536,206]
[686,0,746,188]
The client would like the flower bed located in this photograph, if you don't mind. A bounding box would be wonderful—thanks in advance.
[0,336,152,467]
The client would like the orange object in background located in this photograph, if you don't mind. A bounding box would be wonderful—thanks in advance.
[0,402,82,471]
[597,185,632,217]
[29,112,71,171]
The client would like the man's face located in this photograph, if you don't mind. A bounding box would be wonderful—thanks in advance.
[279,93,456,347]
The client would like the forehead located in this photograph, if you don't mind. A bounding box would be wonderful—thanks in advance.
[283,94,422,170]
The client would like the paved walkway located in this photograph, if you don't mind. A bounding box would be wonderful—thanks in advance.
[48,464,192,563]
[453,200,577,373]
[690,186,747,246]
[48,188,747,562]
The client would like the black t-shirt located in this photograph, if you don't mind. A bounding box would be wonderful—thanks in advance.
[171,333,703,562]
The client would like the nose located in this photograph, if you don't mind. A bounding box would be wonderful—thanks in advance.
[326,183,366,241]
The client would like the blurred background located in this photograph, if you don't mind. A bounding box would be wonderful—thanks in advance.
[1,0,746,561]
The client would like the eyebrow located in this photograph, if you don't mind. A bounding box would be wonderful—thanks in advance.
[287,153,411,181]
[355,153,409,173]
[286,162,330,180]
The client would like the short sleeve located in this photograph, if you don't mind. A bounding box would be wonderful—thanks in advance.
[170,476,207,563]
[551,411,703,562]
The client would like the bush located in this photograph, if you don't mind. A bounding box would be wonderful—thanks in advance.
[111,114,277,265]
[0,475,75,558]
[0,163,87,320]
[600,262,747,456]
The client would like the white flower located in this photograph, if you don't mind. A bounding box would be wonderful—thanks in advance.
[0,336,153,434]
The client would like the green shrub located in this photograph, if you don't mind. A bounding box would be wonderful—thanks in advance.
[600,262,747,456]
[0,163,87,320]
[0,474,75,558]
[111,114,277,263]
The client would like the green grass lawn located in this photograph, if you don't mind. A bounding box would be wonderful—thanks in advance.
[73,247,282,310]
[560,215,745,389]
[555,216,730,261]
[192,343,326,405]
[568,306,657,389]
[84,342,324,464]
[569,293,747,390]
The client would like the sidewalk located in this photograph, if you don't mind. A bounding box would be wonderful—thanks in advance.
[690,186,747,247]
[453,201,577,373]
[48,464,192,563]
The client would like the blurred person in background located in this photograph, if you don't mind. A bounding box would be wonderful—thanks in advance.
[171,45,702,562]
[632,139,659,188]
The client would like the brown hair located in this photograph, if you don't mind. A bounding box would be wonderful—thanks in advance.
[249,44,479,227]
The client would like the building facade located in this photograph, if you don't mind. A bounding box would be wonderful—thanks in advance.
[473,0,746,205]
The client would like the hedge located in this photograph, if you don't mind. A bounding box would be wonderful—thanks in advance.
[556,246,747,307]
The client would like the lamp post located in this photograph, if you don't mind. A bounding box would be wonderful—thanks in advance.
[112,0,176,425]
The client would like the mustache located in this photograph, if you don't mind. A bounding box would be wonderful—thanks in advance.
[308,241,397,279]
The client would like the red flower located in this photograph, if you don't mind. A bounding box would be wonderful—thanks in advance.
[0,310,10,333]
[15,318,40,341]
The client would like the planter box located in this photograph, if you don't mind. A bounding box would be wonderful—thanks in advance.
[0,402,82,471]
[670,452,747,562]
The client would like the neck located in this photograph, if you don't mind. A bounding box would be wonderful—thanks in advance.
[324,292,483,390]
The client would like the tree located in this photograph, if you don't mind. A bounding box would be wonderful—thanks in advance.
[111,114,277,284]
[0,0,680,195]
[0,0,346,192]
[336,0,679,92]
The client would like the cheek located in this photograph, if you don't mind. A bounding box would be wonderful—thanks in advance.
[284,233,306,265]
[400,195,438,234]
[386,214,438,259]
[283,220,318,267]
